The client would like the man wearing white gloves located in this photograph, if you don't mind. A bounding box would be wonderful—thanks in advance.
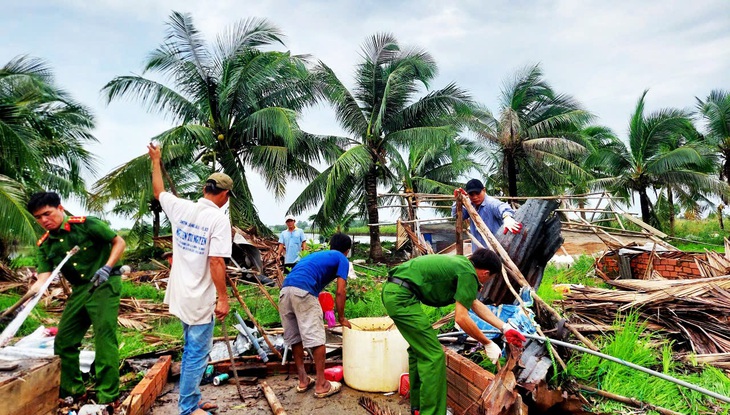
[382,249,526,415]
[452,178,522,247]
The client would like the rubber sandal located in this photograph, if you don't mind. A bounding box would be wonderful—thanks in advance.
[296,376,316,393]
[198,400,218,412]
[314,380,342,398]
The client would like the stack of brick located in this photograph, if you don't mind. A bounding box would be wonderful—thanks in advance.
[122,355,172,415]
[445,347,495,414]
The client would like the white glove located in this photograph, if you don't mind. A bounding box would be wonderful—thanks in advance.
[483,341,502,364]
[502,216,522,234]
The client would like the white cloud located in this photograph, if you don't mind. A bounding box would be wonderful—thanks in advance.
[3,0,729,226]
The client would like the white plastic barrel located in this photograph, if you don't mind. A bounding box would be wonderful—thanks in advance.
[342,316,409,392]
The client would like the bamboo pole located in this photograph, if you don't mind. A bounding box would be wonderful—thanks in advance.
[456,197,463,255]
[226,275,283,360]
[458,194,600,353]
[577,384,683,415]
[260,381,287,415]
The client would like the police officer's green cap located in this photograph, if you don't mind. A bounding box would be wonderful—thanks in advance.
[207,172,235,197]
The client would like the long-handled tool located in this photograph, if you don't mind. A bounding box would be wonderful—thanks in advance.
[221,316,246,402]
[0,291,37,324]
[0,246,80,347]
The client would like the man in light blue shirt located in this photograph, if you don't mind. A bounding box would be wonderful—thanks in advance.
[451,179,522,247]
[278,214,307,265]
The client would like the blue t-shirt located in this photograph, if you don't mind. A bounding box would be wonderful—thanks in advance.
[282,250,350,296]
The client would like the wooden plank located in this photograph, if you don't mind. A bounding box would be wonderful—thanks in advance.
[0,357,60,415]
[620,212,668,238]
[120,355,172,415]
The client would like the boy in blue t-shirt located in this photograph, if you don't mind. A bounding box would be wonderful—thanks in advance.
[279,233,352,399]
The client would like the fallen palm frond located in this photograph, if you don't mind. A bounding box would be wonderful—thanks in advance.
[562,276,730,355]
[358,397,400,415]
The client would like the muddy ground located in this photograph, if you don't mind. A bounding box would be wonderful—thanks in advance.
[149,375,411,414]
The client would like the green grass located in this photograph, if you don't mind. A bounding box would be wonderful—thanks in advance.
[537,255,609,306]
[118,317,183,360]
[120,280,166,302]
[567,312,730,414]
[0,292,50,336]
[346,225,397,235]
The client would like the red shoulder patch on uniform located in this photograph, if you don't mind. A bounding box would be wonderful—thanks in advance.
[67,216,87,224]
[36,231,50,246]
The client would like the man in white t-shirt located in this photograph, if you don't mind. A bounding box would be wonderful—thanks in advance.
[148,144,232,415]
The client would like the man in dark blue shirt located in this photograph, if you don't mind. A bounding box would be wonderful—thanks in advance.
[452,178,522,247]
[279,233,352,399]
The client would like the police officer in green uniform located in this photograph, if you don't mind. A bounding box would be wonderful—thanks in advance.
[382,249,526,415]
[27,192,126,406]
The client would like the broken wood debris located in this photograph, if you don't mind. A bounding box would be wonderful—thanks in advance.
[260,380,287,415]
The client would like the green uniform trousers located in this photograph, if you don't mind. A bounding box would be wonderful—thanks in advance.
[55,276,121,403]
[382,283,447,415]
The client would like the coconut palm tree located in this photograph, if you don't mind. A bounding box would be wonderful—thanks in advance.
[288,33,472,260]
[0,55,96,252]
[468,65,593,197]
[100,11,333,234]
[590,90,728,227]
[696,90,730,186]
[390,135,484,221]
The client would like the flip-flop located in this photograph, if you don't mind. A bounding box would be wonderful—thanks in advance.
[198,400,218,412]
[314,380,342,398]
[296,376,316,393]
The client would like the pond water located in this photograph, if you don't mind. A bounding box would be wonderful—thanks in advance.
[305,233,396,244]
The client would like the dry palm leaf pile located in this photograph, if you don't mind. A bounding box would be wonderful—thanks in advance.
[562,276,730,358]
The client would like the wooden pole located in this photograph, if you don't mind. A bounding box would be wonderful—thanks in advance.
[457,194,599,353]
[221,318,246,402]
[226,275,283,360]
[260,380,287,415]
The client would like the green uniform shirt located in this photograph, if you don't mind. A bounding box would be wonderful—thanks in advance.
[388,255,480,308]
[36,216,118,286]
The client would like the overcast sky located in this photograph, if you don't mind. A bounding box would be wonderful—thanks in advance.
[3,1,729,228]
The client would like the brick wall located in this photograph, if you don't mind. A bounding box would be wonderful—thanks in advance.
[598,251,704,280]
[445,347,495,414]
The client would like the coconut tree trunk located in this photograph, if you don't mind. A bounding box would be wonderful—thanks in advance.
[506,151,518,197]
[723,151,730,205]
[638,188,653,225]
[667,187,675,236]
[153,208,160,239]
[365,168,383,261]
